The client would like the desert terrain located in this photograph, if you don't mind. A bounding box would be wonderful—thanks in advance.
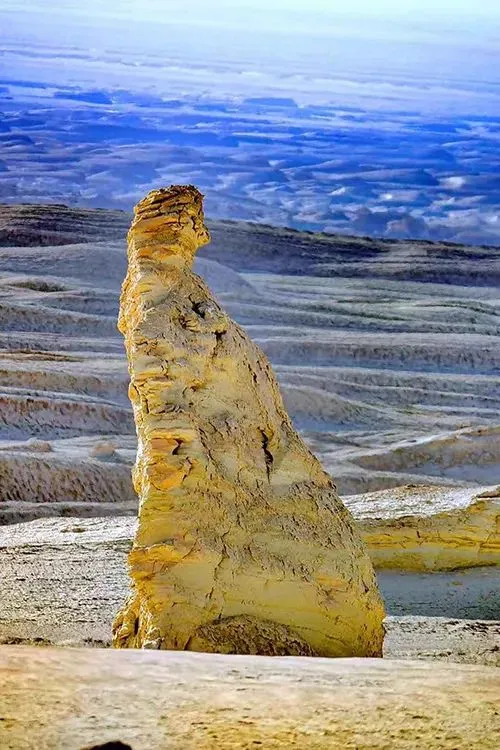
[2,646,499,749]
[0,201,499,749]
[2,1,500,744]
[0,202,498,663]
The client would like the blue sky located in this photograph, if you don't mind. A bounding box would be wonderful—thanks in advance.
[5,0,500,14]
[4,0,498,57]
[3,0,498,112]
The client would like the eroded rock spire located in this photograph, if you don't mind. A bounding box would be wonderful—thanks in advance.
[113,185,384,656]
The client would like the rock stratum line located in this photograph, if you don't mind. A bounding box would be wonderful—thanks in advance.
[113,186,384,656]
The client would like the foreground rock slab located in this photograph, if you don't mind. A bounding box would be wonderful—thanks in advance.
[114,186,384,656]
[1,646,499,750]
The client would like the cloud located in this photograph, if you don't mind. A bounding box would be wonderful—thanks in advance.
[440,176,467,189]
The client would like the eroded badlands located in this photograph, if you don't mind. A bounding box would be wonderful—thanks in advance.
[0,201,498,655]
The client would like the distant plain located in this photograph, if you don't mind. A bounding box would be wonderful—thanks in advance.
[1,1,500,244]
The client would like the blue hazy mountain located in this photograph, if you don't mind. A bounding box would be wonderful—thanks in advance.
[1,1,499,245]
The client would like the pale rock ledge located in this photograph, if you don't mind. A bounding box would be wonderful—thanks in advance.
[348,484,500,571]
[112,185,384,657]
[1,646,499,749]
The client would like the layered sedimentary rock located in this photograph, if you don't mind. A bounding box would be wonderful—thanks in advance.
[0,202,128,246]
[113,185,384,657]
[0,438,137,525]
[2,204,500,527]
[348,484,500,571]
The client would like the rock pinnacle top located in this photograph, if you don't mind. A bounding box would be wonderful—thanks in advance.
[128,185,210,262]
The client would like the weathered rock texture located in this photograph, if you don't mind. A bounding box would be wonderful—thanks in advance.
[113,186,384,657]
[348,484,500,571]
[2,204,500,527]
[2,516,500,658]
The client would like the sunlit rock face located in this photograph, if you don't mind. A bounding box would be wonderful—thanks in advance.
[112,185,384,657]
[348,484,500,572]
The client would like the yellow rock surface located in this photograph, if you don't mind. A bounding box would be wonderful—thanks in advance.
[1,646,499,750]
[113,185,384,657]
[347,484,500,571]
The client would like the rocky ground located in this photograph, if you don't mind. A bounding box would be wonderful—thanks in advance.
[0,203,498,671]
[0,517,498,665]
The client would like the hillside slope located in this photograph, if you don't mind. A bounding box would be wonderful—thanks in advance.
[0,202,499,520]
